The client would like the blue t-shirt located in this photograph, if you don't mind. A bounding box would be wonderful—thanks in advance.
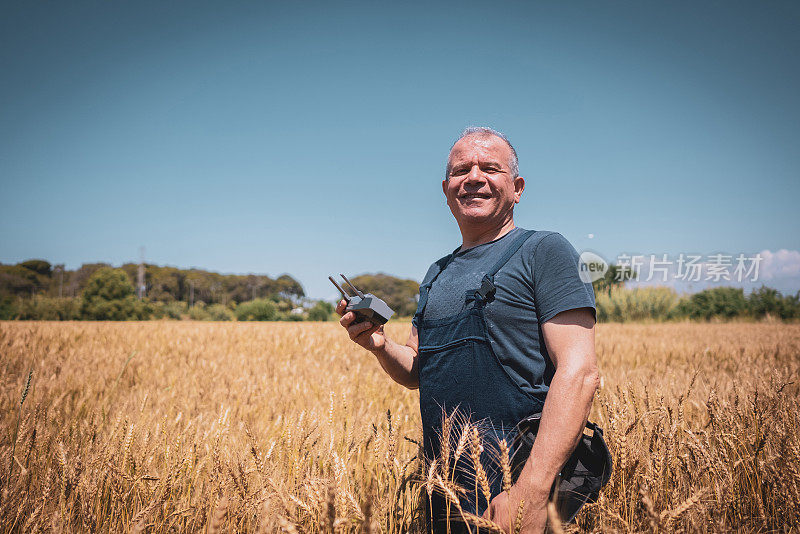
[414,227,595,399]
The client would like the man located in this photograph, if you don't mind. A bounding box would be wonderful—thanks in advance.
[337,127,601,533]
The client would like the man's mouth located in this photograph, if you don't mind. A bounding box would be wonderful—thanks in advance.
[459,193,491,201]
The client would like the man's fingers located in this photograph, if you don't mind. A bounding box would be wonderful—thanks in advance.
[339,311,355,327]
[335,299,348,316]
[356,324,381,345]
[347,320,374,340]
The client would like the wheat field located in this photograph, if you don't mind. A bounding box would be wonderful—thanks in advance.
[0,321,799,533]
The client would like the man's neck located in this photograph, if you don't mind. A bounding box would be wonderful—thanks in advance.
[459,219,517,251]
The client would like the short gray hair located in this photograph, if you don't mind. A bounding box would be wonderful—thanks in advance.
[446,126,519,179]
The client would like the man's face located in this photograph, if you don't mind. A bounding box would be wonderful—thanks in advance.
[443,134,524,229]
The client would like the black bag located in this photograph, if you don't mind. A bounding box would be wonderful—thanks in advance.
[510,413,613,524]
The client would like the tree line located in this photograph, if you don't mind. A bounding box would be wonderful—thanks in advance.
[591,266,800,321]
[595,285,800,322]
[1,258,797,322]
[0,259,303,303]
[0,259,422,321]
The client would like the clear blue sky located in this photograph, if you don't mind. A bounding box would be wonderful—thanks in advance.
[2,1,799,299]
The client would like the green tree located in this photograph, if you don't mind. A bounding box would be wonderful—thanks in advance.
[347,274,419,318]
[748,286,800,320]
[67,263,112,297]
[748,286,783,319]
[20,259,52,277]
[784,292,800,320]
[0,265,41,296]
[80,268,151,320]
[275,274,305,299]
[592,264,634,294]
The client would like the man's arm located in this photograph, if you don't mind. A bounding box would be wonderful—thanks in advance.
[336,300,420,389]
[521,307,598,490]
[485,307,598,532]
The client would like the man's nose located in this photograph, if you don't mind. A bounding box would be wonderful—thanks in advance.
[465,165,485,183]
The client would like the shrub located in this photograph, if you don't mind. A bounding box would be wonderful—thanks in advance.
[276,311,305,321]
[677,287,747,320]
[15,297,82,320]
[80,297,152,321]
[206,304,234,321]
[152,301,187,320]
[0,296,17,319]
[307,301,334,321]
[747,286,800,320]
[188,303,211,321]
[183,303,233,321]
[595,286,680,322]
[235,299,277,321]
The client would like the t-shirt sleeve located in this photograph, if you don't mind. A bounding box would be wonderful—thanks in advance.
[532,233,596,323]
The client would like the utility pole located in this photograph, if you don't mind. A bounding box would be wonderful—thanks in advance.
[248,278,262,301]
[54,264,64,298]
[137,246,146,300]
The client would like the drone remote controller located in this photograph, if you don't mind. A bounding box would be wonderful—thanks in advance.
[328,274,395,326]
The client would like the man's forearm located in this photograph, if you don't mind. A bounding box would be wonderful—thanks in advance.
[371,337,419,389]
[517,363,599,497]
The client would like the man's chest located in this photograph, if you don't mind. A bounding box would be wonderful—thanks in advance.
[423,260,537,322]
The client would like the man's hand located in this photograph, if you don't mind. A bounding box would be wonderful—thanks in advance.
[336,299,386,353]
[485,306,596,533]
[335,299,419,389]
[482,482,548,533]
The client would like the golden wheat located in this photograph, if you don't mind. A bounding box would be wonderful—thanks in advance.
[0,321,798,532]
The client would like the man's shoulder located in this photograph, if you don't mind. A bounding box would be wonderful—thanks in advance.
[420,252,454,285]
[518,229,577,257]
[512,230,584,279]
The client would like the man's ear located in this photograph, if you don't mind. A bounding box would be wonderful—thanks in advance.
[514,176,525,203]
[442,179,448,198]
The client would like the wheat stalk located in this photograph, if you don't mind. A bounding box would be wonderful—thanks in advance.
[7,369,33,482]
[469,427,492,507]
[462,512,505,533]
[513,498,525,534]
[208,495,228,534]
[499,439,512,494]
[546,502,564,534]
